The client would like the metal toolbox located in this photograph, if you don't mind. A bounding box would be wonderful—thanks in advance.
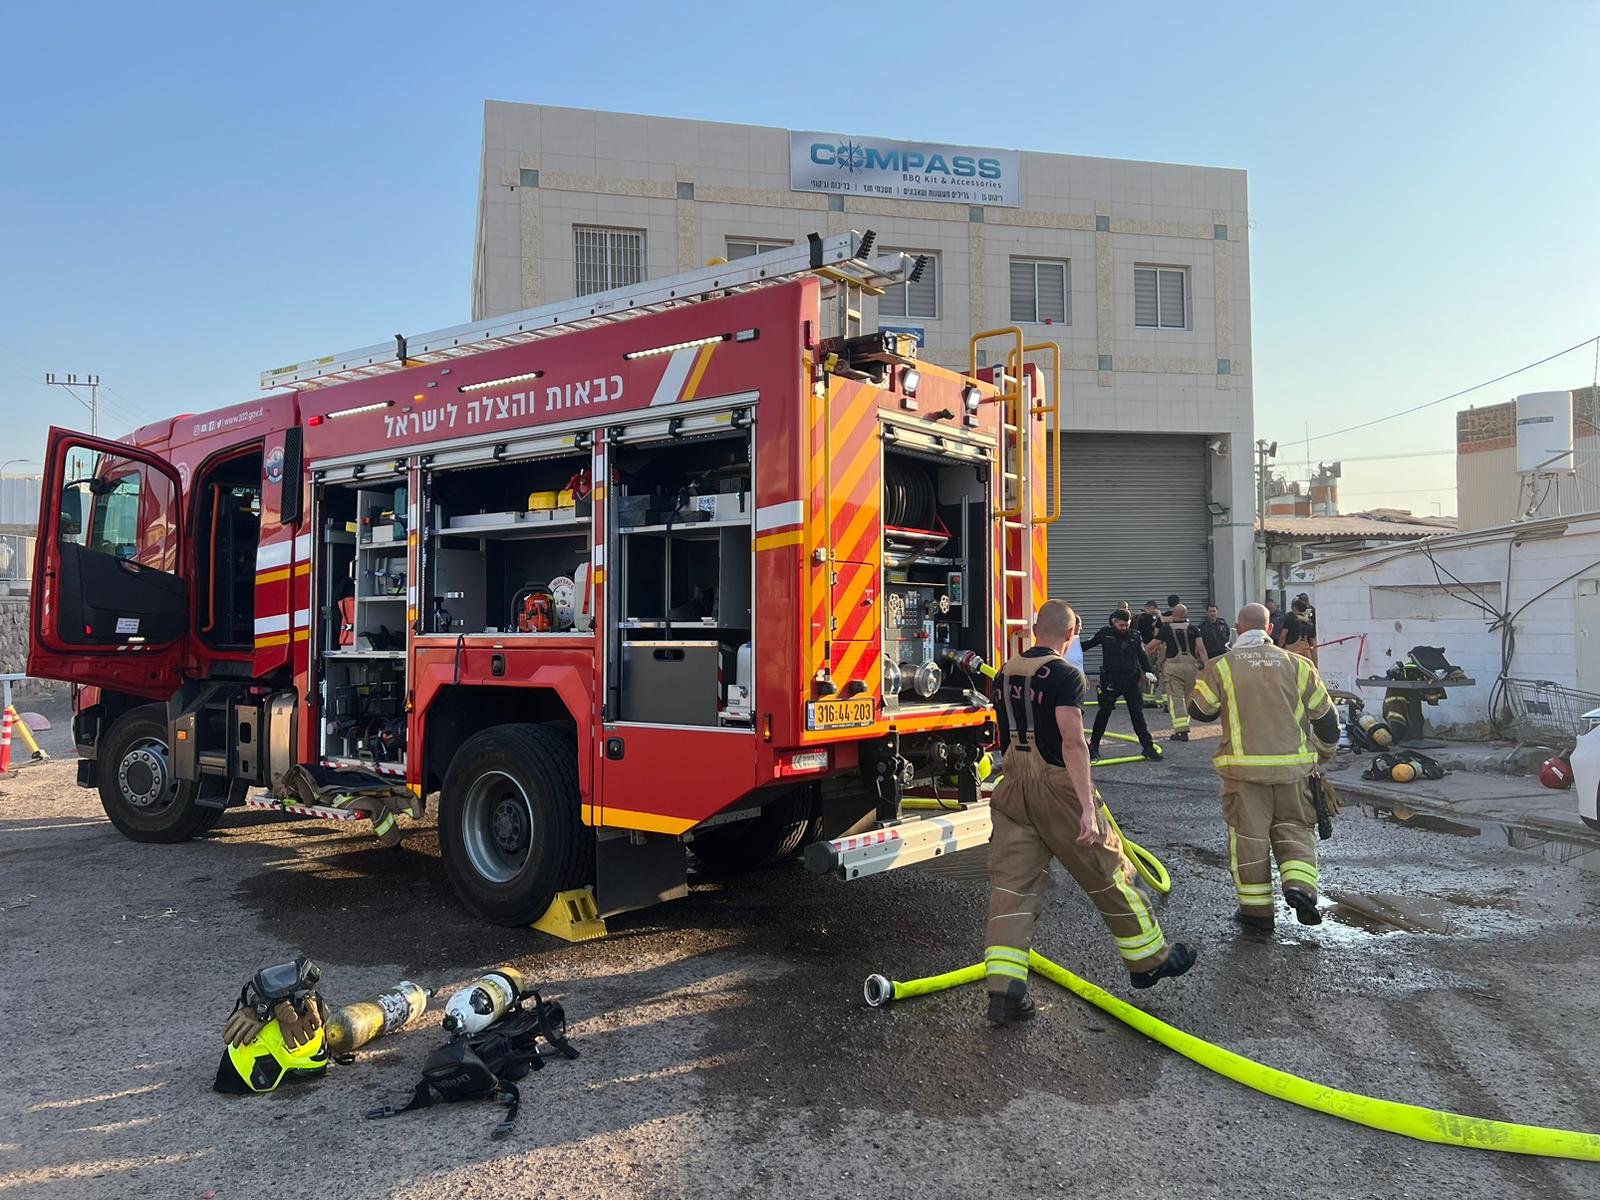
[620,641,732,726]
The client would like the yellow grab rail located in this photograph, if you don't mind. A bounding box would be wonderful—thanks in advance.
[1022,341,1062,526]
[969,326,1026,518]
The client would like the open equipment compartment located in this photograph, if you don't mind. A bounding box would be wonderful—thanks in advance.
[608,425,754,728]
[424,451,594,637]
[880,439,993,711]
[316,478,410,771]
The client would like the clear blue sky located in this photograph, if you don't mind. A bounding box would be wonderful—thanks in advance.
[3,1,1597,518]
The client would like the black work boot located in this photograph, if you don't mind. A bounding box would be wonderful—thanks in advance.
[1142,744,1163,761]
[1087,741,1102,762]
[1234,908,1275,933]
[1285,889,1323,926]
[987,992,1037,1027]
[1130,942,1197,989]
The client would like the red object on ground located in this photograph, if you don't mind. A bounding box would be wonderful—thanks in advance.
[1540,755,1574,789]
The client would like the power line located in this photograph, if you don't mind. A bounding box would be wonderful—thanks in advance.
[1300,332,1600,446]
[1273,447,1456,468]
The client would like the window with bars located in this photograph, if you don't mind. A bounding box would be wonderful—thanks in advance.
[726,237,791,260]
[1009,258,1069,325]
[878,249,939,320]
[1134,266,1187,329]
[574,226,645,296]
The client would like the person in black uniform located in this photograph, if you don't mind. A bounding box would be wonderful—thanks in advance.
[1081,610,1162,762]
[1136,600,1165,702]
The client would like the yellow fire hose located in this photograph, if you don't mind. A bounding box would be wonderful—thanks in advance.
[862,952,1600,1162]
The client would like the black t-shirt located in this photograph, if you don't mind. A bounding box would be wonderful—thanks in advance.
[1197,617,1231,657]
[993,647,1087,768]
[1283,611,1316,644]
[1136,612,1161,642]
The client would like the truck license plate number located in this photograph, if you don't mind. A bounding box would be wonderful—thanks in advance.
[806,698,876,731]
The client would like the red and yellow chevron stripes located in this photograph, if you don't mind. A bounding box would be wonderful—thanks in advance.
[807,377,884,699]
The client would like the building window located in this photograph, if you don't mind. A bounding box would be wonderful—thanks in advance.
[1009,258,1069,325]
[879,249,939,320]
[726,238,791,260]
[574,226,644,296]
[1134,266,1187,329]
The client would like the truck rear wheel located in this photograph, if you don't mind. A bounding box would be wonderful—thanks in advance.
[96,705,223,843]
[439,724,593,926]
[690,785,821,874]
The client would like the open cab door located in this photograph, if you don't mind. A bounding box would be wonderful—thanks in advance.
[29,427,189,699]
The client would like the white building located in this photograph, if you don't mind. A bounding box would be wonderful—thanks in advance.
[472,103,1257,626]
[1307,513,1600,730]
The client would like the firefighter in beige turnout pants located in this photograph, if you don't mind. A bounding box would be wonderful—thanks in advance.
[1149,603,1207,742]
[1189,603,1340,930]
[985,601,1197,1025]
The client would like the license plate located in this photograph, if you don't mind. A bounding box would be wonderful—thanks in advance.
[806,698,876,731]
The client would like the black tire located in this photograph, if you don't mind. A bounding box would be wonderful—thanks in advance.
[95,704,219,843]
[438,724,593,926]
[1583,814,1600,834]
[690,785,822,873]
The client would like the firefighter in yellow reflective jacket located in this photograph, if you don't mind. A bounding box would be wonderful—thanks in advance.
[1188,603,1340,930]
[984,600,1197,1025]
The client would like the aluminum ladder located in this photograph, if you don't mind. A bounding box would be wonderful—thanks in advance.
[260,231,925,391]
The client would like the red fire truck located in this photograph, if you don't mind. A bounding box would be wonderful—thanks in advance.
[28,232,1056,924]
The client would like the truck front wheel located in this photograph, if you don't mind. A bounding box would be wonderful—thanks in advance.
[439,724,594,926]
[96,705,223,843]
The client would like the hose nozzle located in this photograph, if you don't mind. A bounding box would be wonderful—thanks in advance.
[941,649,996,680]
[863,974,895,1008]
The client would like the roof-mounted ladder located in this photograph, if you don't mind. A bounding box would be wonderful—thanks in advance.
[260,230,926,391]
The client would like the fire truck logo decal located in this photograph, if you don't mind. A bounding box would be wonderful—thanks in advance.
[264,447,285,485]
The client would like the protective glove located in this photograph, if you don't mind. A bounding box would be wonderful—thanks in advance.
[1319,775,1342,818]
[1145,672,1158,685]
[275,996,325,1051]
[223,1008,267,1048]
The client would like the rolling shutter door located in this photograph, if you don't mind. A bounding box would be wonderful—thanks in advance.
[1046,434,1212,675]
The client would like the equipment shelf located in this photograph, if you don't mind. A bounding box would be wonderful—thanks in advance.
[617,517,750,535]
[434,515,591,541]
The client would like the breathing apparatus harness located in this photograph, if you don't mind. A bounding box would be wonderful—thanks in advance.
[1363,749,1447,782]
[367,989,578,1140]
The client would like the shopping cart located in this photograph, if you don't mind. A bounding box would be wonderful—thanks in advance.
[1500,678,1600,763]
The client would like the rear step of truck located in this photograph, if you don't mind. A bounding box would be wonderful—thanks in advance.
[803,802,993,881]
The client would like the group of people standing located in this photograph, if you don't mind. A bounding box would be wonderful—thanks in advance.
[981,598,1338,1026]
[1077,594,1235,762]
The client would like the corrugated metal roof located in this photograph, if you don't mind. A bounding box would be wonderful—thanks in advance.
[1263,514,1451,539]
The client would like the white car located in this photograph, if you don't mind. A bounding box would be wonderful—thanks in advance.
[1573,715,1600,832]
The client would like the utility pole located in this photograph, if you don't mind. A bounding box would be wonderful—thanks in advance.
[1254,438,1277,537]
[44,372,100,437]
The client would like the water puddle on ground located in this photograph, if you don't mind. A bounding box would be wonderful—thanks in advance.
[1358,804,1600,875]
[1323,889,1459,935]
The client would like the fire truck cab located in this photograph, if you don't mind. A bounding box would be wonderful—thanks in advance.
[29,232,1056,925]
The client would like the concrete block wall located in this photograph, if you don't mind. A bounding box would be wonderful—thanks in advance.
[0,596,68,701]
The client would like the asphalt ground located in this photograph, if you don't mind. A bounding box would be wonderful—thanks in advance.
[2,709,1598,1199]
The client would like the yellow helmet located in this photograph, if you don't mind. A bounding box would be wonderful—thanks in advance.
[215,1018,329,1094]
